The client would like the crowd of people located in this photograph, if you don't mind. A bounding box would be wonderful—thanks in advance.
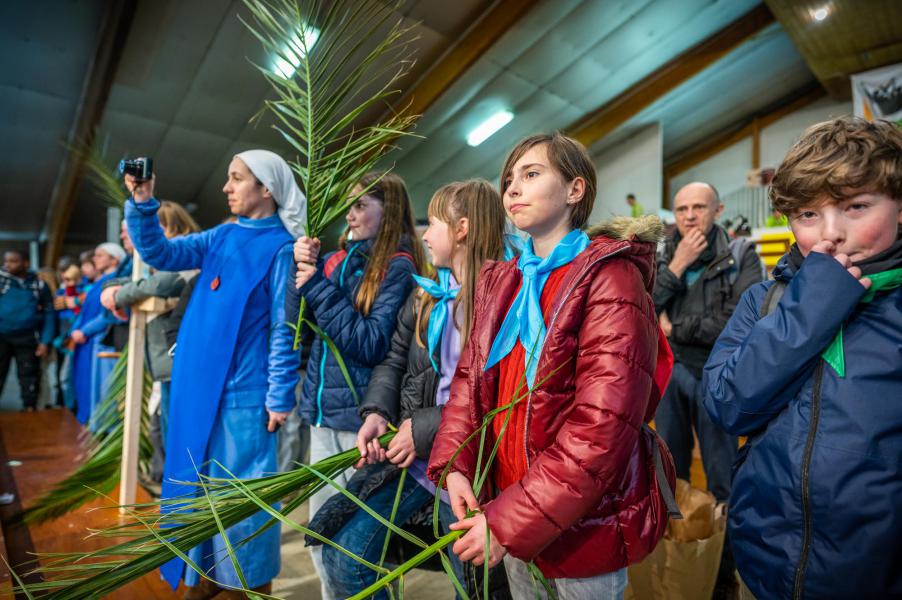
[1,115,900,600]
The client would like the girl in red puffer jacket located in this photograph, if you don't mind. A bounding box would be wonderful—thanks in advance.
[427,133,676,599]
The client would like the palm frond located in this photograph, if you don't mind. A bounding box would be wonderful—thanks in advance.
[18,434,396,599]
[241,0,421,238]
[20,351,153,525]
[66,137,128,209]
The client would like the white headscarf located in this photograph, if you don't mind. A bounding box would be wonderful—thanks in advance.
[235,149,307,239]
[95,242,126,263]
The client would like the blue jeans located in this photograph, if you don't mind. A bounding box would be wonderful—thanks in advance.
[322,475,465,600]
[655,362,737,502]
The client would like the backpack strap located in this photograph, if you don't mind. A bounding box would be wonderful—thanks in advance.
[323,250,348,279]
[759,280,787,319]
[390,251,415,268]
[325,249,414,281]
[644,424,683,519]
[727,237,766,286]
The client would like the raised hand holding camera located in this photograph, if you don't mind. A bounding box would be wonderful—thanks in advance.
[120,157,155,203]
[124,172,155,203]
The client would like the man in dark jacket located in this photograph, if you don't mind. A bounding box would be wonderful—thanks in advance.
[653,182,763,501]
[0,249,55,410]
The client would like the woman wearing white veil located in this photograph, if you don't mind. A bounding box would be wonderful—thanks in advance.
[125,149,304,598]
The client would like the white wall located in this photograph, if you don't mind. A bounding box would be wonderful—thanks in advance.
[670,138,753,200]
[667,97,852,202]
[760,96,853,167]
[590,123,662,223]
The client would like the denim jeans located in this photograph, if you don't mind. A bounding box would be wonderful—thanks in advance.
[502,555,626,600]
[655,362,737,502]
[322,475,466,600]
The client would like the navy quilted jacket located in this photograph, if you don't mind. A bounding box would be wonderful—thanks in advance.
[703,251,902,599]
[287,238,417,431]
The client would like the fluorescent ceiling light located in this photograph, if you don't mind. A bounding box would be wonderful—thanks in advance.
[467,110,514,146]
[274,26,320,79]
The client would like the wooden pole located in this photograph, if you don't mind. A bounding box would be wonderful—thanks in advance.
[119,252,146,512]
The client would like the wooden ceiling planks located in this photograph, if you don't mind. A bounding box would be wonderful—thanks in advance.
[765,0,902,99]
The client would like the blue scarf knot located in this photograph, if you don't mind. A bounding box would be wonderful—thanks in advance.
[484,229,590,387]
[411,268,459,373]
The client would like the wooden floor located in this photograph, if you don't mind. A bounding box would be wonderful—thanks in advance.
[0,409,708,600]
[0,408,183,600]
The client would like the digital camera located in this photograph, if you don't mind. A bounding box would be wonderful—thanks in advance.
[118,157,153,182]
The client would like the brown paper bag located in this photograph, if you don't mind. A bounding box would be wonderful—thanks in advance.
[624,479,726,600]
[668,479,716,542]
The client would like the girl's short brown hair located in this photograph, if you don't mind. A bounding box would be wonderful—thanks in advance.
[500,133,597,229]
[770,116,902,214]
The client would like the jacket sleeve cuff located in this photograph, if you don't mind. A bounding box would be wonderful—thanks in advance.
[659,266,685,290]
[127,197,161,214]
[265,392,297,414]
[410,406,442,459]
[359,405,393,424]
[297,268,328,302]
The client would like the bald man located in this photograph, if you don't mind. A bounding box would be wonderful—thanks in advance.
[653,182,763,502]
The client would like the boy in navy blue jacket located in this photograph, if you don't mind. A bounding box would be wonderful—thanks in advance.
[703,116,902,599]
[1,249,55,410]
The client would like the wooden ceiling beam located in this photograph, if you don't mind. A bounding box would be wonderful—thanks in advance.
[42,1,136,267]
[765,0,902,100]
[565,4,775,148]
[390,0,541,119]
[664,82,826,182]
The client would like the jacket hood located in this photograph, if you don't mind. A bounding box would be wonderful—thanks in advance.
[584,215,664,292]
[772,252,796,283]
[586,215,665,244]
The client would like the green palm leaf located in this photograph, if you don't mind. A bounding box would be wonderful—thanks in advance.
[241,0,422,349]
[241,0,420,237]
[66,136,128,209]
[17,434,397,599]
[20,351,154,525]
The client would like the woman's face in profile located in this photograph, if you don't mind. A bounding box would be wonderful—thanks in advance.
[222,158,271,217]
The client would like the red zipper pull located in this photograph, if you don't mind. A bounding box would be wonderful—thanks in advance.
[210,276,220,291]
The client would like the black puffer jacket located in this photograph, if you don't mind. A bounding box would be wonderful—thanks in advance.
[654,225,764,377]
[358,288,444,458]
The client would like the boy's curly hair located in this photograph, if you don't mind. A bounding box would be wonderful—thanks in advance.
[769,116,902,215]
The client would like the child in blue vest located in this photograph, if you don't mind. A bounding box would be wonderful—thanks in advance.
[287,172,426,599]
[703,116,902,599]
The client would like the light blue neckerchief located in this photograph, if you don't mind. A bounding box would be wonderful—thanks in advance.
[504,234,524,260]
[484,229,590,387]
[411,268,459,373]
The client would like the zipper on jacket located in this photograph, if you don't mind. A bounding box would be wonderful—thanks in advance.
[792,360,825,600]
[315,246,359,427]
[522,245,630,467]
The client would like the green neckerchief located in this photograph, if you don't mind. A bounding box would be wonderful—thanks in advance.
[822,267,902,377]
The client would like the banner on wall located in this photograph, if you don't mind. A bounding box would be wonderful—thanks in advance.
[852,63,902,124]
